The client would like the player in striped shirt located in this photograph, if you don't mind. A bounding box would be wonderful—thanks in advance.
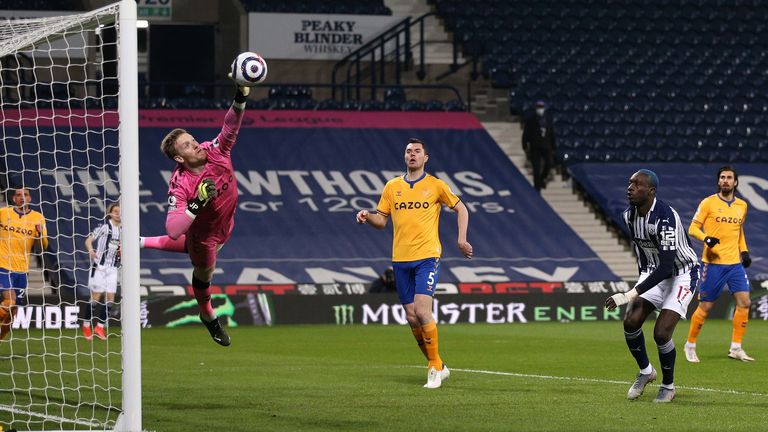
[356,138,473,389]
[684,166,754,362]
[605,169,699,403]
[82,203,121,341]
[140,80,250,346]
[0,186,48,342]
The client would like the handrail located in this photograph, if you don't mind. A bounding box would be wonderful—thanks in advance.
[332,16,412,100]
[331,12,469,101]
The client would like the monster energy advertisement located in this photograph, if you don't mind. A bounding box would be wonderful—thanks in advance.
[14,291,768,328]
[138,293,274,328]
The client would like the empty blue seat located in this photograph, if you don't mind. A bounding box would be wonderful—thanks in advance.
[445,99,466,111]
[317,99,342,110]
[425,100,445,111]
[403,100,427,111]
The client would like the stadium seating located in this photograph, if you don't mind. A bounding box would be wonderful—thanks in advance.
[239,0,391,15]
[136,92,465,112]
[433,0,768,162]
[568,162,768,279]
[0,0,81,10]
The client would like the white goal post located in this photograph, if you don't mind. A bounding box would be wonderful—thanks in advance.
[0,1,140,431]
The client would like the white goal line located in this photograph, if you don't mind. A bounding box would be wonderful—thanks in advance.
[0,404,104,428]
[406,366,768,397]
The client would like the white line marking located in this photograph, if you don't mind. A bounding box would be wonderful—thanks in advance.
[0,404,105,427]
[408,366,768,397]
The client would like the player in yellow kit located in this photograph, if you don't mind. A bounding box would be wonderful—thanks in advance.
[0,187,48,341]
[356,138,473,389]
[684,166,753,362]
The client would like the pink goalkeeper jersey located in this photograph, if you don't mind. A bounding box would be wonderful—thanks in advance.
[165,107,244,244]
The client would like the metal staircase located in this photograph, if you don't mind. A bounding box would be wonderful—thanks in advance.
[384,0,465,65]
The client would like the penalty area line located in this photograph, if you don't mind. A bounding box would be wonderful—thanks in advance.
[405,366,768,397]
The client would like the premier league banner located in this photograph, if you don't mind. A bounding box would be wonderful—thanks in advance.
[569,163,768,280]
[3,110,618,288]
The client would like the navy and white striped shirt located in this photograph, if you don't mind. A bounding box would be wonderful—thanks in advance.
[90,219,121,268]
[623,198,698,277]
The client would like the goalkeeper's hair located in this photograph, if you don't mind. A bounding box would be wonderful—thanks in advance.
[160,128,188,160]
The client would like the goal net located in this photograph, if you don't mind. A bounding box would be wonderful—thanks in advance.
[0,1,140,431]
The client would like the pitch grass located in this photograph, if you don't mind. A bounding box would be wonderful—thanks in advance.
[2,321,766,431]
[140,320,768,432]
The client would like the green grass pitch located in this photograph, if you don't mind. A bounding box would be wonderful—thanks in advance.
[2,320,766,431]
[141,320,766,432]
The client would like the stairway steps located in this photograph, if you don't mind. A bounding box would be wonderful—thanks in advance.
[484,120,637,281]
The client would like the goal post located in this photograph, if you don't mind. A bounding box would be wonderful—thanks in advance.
[117,0,141,430]
[0,1,140,430]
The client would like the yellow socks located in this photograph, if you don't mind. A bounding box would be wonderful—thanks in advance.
[410,326,429,360]
[687,306,708,344]
[421,321,443,370]
[732,306,749,345]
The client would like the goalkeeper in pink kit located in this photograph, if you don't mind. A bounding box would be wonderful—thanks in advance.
[141,80,250,346]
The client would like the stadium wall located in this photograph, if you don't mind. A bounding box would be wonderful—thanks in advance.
[2,109,620,287]
[17,280,768,327]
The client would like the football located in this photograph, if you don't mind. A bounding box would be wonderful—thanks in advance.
[230,51,268,86]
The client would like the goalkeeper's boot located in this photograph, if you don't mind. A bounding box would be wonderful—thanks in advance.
[94,324,106,341]
[82,324,93,341]
[728,347,755,362]
[653,386,676,403]
[627,368,656,400]
[200,315,231,347]
[423,366,442,389]
[684,343,700,363]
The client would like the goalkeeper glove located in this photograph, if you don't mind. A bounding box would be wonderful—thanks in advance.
[186,179,217,217]
[228,72,250,110]
[704,236,720,248]
[608,288,638,308]
[741,251,752,268]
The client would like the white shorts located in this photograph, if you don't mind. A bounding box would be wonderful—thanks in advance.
[637,266,699,319]
[88,265,119,294]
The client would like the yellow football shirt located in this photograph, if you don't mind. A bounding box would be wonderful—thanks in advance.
[376,174,460,262]
[689,194,748,265]
[0,207,48,273]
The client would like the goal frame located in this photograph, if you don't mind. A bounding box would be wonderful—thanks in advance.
[116,0,141,431]
[0,0,141,430]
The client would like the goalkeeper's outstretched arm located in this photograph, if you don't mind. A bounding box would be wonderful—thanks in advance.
[216,80,249,154]
[232,85,250,112]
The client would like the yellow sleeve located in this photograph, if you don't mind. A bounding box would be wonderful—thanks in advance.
[688,200,708,242]
[739,206,748,252]
[437,180,460,208]
[376,181,392,216]
[39,215,49,250]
